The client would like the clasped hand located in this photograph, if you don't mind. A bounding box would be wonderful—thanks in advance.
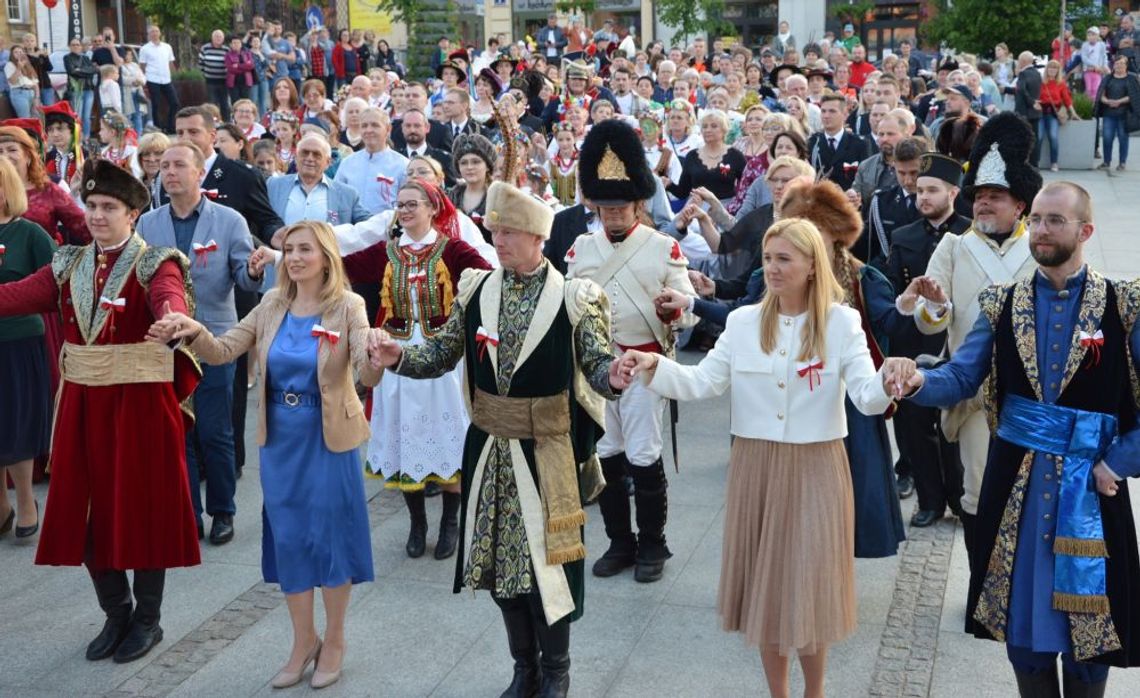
[880,357,924,398]
[145,302,201,344]
[366,328,403,370]
[898,276,948,314]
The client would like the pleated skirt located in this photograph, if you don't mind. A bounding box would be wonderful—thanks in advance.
[718,437,856,657]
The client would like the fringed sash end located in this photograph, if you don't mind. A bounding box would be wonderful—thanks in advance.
[1053,592,1111,614]
[1054,536,1109,558]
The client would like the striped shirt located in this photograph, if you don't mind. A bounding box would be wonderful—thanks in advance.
[198,44,228,82]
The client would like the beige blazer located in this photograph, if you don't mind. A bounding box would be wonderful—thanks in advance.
[188,289,381,453]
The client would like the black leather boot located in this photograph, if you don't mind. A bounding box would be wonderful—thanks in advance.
[435,491,461,560]
[404,491,428,558]
[85,569,132,660]
[494,596,541,698]
[1014,668,1061,698]
[592,454,637,577]
[631,459,672,583]
[1062,669,1107,698]
[114,570,165,663]
[530,595,570,698]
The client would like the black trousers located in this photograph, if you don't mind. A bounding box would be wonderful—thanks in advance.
[206,79,231,123]
[146,81,180,133]
[230,288,258,470]
[893,401,963,513]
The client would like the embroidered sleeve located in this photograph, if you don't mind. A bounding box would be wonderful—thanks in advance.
[51,245,85,285]
[977,283,1010,327]
[394,299,467,379]
[1115,279,1140,336]
[573,294,618,399]
[137,247,196,317]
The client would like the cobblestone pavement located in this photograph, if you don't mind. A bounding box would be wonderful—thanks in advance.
[869,520,956,698]
[3,165,1140,697]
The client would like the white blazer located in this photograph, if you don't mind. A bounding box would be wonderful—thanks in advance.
[647,302,892,443]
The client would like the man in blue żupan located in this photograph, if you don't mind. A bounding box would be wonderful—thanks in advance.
[884,178,1140,697]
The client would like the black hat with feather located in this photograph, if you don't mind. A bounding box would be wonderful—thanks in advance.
[578,119,657,205]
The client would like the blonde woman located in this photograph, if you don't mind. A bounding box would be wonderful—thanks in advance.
[668,109,746,205]
[663,99,704,161]
[728,105,775,214]
[136,132,171,210]
[618,218,892,698]
[149,222,381,690]
[1038,59,1075,172]
[783,95,812,137]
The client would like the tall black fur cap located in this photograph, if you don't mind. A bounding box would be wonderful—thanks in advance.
[961,112,1042,205]
[578,119,657,204]
[80,158,151,211]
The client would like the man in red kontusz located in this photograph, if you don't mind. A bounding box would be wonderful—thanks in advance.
[0,158,201,664]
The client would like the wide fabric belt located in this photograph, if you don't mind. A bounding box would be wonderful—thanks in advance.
[60,341,174,386]
[270,391,321,407]
[470,388,586,565]
[996,394,1118,614]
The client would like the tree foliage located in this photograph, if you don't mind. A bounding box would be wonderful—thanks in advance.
[133,0,238,68]
[923,0,1109,57]
[656,0,733,45]
[378,0,458,80]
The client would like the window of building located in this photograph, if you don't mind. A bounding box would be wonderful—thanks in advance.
[6,0,26,22]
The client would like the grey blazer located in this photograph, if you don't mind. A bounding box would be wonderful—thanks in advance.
[267,174,372,227]
[137,198,261,337]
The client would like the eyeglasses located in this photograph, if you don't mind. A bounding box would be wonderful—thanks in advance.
[394,200,425,211]
[1027,214,1084,232]
[762,125,784,133]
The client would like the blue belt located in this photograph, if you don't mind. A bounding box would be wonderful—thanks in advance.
[996,394,1118,613]
[270,391,320,408]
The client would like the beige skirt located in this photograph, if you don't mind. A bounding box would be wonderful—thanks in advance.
[718,437,856,657]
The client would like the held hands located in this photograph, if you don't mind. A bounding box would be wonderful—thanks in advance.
[367,328,403,369]
[1092,462,1121,497]
[688,270,715,298]
[655,287,692,313]
[898,276,947,313]
[247,246,277,278]
[145,302,202,344]
[881,357,923,399]
[610,349,659,389]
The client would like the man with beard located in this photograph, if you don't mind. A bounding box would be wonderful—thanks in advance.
[884,179,1140,696]
[854,137,925,265]
[897,113,1039,560]
[931,84,981,141]
[886,153,972,526]
[851,107,914,208]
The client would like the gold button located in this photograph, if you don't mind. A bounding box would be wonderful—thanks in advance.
[777,381,785,389]
[1044,492,1052,500]
[777,413,784,420]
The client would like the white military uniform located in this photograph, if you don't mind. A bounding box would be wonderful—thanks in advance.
[912,224,1036,514]
[565,223,697,466]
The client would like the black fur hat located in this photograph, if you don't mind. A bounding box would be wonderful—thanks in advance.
[961,112,1042,205]
[80,157,150,211]
[578,119,657,205]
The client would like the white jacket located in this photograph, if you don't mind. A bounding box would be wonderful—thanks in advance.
[647,302,892,443]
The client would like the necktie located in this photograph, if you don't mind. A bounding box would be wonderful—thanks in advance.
[453,124,460,136]
[828,137,837,151]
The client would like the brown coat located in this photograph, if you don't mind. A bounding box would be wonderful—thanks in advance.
[188,289,381,453]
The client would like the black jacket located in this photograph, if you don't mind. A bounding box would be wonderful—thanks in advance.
[855,184,921,266]
[396,144,455,186]
[390,119,453,152]
[1014,66,1042,120]
[544,204,591,275]
[808,131,869,192]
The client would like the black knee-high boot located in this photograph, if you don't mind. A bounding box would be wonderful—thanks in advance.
[404,490,428,558]
[630,458,672,583]
[114,569,165,663]
[526,593,570,698]
[85,568,132,660]
[494,595,541,698]
[1014,668,1061,698]
[1061,669,1107,698]
[592,454,637,577]
[435,490,461,560]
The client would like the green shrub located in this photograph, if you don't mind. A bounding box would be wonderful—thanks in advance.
[172,69,205,82]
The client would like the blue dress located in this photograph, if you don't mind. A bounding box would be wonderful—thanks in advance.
[260,312,374,594]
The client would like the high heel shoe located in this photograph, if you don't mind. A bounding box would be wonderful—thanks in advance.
[270,639,321,689]
[310,646,343,690]
[15,500,39,539]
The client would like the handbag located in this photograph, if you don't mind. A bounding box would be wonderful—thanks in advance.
[1057,105,1069,124]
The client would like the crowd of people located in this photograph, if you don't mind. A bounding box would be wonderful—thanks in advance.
[0,10,1139,698]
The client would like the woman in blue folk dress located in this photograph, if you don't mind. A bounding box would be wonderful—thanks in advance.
[150,221,382,690]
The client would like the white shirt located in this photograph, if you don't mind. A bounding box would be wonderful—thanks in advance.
[647,303,891,442]
[405,143,429,158]
[138,41,175,84]
[284,176,331,225]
